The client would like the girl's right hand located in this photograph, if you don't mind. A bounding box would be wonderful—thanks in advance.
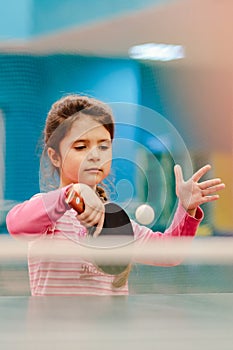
[68,183,105,237]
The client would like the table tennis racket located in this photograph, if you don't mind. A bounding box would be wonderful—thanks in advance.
[65,188,134,275]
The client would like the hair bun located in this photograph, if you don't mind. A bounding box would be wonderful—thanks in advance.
[51,95,93,118]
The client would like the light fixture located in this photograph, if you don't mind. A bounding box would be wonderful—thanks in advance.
[128,43,185,61]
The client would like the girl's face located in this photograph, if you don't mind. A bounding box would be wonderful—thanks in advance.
[49,117,112,189]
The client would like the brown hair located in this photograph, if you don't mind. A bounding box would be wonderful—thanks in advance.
[44,94,114,149]
[111,264,132,288]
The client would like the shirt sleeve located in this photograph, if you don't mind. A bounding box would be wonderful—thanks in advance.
[131,201,204,266]
[6,185,72,239]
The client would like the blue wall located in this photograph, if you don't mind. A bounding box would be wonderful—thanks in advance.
[31,0,174,36]
[0,54,140,202]
[0,0,176,39]
[0,0,32,40]
[0,55,47,201]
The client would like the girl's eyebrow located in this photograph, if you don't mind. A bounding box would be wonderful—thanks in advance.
[72,138,111,143]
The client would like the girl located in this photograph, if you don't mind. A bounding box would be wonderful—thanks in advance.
[6,95,225,296]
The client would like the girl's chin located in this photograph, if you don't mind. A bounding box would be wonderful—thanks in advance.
[61,173,105,188]
[81,173,103,184]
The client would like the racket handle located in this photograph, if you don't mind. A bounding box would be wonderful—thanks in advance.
[65,186,85,214]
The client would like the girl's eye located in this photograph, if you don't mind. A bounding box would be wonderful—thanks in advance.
[99,141,111,151]
[74,145,86,150]
[99,145,110,151]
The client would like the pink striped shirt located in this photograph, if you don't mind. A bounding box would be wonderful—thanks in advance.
[6,186,203,296]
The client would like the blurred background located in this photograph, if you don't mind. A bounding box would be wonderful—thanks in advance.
[0,0,232,295]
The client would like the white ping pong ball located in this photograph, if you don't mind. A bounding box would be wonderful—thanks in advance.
[135,204,155,225]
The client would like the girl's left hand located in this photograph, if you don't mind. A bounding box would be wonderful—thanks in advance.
[174,164,225,216]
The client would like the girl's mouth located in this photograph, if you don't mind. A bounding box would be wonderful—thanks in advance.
[85,168,102,173]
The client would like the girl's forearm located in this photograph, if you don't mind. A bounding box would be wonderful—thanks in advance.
[6,186,71,236]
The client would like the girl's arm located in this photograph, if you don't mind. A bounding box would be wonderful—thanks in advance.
[6,186,71,238]
[133,200,203,241]
[132,163,225,266]
[132,201,203,266]
[6,183,106,239]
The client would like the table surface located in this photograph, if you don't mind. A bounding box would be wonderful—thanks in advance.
[1,293,233,350]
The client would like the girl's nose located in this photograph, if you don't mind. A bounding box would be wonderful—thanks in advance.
[87,147,100,161]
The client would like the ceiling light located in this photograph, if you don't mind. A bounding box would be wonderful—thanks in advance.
[128,43,185,61]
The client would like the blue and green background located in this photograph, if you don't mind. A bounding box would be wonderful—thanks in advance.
[0,0,232,236]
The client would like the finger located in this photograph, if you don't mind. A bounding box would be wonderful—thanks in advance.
[174,164,184,185]
[199,178,222,190]
[78,213,101,228]
[77,210,92,222]
[77,203,101,220]
[200,194,220,204]
[93,212,105,238]
[201,183,225,196]
[192,164,211,182]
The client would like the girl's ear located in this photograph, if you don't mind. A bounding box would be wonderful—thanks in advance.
[47,147,61,168]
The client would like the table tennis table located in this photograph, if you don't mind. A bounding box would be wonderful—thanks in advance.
[1,294,233,350]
